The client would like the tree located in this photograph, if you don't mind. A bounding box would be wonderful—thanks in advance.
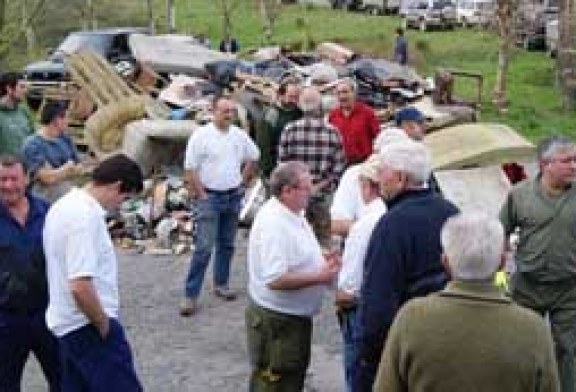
[492,0,513,111]
[0,0,6,32]
[166,0,175,33]
[258,0,281,43]
[215,0,240,39]
[557,0,576,110]
[146,0,155,33]
[0,0,46,65]
[21,0,38,56]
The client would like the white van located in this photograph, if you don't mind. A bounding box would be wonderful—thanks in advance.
[456,0,495,27]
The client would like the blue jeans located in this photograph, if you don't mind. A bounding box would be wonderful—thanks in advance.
[58,318,142,392]
[185,189,243,299]
[338,307,359,392]
[0,310,61,392]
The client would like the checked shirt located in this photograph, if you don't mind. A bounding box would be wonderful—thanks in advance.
[278,115,346,194]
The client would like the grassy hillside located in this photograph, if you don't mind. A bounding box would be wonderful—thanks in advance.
[176,0,575,141]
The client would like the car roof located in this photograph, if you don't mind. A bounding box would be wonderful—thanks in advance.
[69,27,149,36]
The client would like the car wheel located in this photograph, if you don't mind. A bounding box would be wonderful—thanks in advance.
[419,19,427,31]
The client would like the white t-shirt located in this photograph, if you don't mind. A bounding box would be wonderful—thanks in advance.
[184,122,260,191]
[330,164,364,221]
[248,198,327,317]
[338,198,386,296]
[44,188,119,337]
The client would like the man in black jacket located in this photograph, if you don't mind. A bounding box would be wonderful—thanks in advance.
[354,140,458,391]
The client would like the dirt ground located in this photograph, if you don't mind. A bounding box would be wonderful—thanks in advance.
[23,228,344,391]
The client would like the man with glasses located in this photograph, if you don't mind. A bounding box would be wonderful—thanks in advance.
[0,72,35,155]
[180,95,260,316]
[500,135,576,392]
[245,161,340,391]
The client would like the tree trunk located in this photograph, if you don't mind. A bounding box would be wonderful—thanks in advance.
[87,0,97,29]
[557,0,576,110]
[259,0,279,44]
[166,0,175,33]
[22,0,38,57]
[218,0,238,39]
[146,0,155,33]
[492,0,513,111]
[0,0,6,32]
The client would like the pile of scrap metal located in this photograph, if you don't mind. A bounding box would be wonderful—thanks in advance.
[57,34,484,252]
[109,175,195,255]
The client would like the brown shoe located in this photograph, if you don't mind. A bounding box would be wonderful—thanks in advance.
[179,297,198,317]
[214,286,237,301]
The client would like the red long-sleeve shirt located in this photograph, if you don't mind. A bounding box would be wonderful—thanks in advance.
[328,102,380,164]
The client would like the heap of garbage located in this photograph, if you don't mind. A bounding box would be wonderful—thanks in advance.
[57,34,482,254]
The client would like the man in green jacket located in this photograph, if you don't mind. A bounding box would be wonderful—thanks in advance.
[258,81,302,178]
[375,212,559,392]
[500,135,576,392]
[0,72,35,155]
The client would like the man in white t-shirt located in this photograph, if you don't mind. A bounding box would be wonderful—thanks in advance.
[180,95,260,316]
[335,154,387,392]
[43,154,144,391]
[330,127,408,237]
[246,161,340,391]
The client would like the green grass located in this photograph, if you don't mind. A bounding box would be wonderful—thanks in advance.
[176,0,576,141]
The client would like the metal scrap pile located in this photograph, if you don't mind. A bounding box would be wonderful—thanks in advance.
[60,34,478,252]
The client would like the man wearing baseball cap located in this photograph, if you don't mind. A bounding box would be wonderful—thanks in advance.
[395,107,426,141]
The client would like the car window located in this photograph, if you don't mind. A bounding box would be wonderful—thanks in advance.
[111,34,130,56]
[54,33,112,59]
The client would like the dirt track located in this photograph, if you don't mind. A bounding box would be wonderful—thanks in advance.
[24,228,344,391]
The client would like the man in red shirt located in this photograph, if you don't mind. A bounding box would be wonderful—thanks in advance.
[329,79,381,165]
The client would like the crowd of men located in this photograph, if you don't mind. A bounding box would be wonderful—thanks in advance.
[0,68,573,392]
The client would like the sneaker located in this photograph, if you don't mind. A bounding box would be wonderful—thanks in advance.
[213,286,237,301]
[179,297,198,317]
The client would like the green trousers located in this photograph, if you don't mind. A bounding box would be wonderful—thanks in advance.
[512,273,576,392]
[245,302,312,392]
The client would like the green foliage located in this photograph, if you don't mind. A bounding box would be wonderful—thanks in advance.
[174,0,575,139]
[2,0,574,140]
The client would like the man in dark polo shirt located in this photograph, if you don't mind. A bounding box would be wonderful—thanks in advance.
[0,154,60,391]
[329,78,380,166]
[500,135,576,392]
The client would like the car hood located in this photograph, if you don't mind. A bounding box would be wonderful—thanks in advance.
[24,60,66,74]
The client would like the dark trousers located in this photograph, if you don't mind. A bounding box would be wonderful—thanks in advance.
[58,318,142,392]
[305,195,332,249]
[245,303,312,392]
[0,310,60,392]
[512,273,576,392]
[337,307,359,392]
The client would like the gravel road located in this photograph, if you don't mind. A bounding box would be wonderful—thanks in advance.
[24,228,344,391]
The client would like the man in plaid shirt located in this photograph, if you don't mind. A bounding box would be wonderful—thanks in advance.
[278,86,346,248]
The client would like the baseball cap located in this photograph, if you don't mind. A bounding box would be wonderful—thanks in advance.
[395,107,425,126]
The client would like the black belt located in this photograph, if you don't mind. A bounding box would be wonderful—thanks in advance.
[204,187,240,195]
